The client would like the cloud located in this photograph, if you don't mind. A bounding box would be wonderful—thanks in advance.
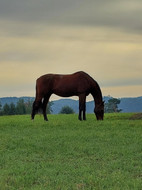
[0,26,142,88]
[102,85,142,98]
[0,0,142,33]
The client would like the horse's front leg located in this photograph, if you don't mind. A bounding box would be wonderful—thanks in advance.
[78,109,82,121]
[78,94,86,121]
[83,101,86,120]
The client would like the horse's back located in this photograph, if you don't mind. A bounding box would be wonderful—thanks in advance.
[35,71,95,97]
[52,71,93,96]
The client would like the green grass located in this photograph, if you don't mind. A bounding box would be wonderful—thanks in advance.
[0,113,142,190]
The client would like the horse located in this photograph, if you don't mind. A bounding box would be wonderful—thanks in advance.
[31,71,104,121]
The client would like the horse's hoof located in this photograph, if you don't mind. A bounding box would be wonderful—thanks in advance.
[78,118,82,121]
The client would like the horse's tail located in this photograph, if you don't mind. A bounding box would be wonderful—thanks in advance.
[33,82,43,113]
[31,99,43,120]
[38,80,44,105]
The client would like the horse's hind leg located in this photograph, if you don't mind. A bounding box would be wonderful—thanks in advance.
[42,95,51,121]
[31,100,40,120]
[78,108,82,121]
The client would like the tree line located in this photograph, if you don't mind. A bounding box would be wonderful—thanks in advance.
[0,99,53,116]
[0,97,121,116]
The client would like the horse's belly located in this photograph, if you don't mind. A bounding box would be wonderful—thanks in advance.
[53,88,77,97]
[52,77,89,97]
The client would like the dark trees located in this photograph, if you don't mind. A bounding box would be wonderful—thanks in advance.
[59,106,75,114]
[0,99,53,116]
[105,98,122,113]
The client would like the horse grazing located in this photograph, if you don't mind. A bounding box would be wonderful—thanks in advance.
[31,71,104,121]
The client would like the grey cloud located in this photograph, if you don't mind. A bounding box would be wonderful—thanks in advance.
[0,0,142,33]
[102,78,142,88]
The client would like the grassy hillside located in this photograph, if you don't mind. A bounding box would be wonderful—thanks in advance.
[0,114,142,189]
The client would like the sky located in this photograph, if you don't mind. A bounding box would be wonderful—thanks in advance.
[0,0,142,101]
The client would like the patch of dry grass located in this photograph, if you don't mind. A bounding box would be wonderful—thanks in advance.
[129,113,142,120]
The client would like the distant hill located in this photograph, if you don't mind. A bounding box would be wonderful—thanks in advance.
[0,96,142,114]
[119,97,142,113]
[52,99,78,114]
[52,97,142,114]
[0,97,34,107]
[51,97,110,114]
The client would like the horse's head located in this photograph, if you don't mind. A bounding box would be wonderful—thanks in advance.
[94,101,104,120]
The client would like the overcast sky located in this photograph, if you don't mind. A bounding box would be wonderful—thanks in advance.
[0,0,142,100]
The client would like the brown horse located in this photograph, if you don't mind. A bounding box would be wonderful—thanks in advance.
[31,71,104,121]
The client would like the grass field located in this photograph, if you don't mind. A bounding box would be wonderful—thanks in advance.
[0,113,142,190]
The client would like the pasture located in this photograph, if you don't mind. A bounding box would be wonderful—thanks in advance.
[0,113,142,190]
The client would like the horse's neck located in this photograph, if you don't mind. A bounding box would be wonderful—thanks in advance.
[91,86,103,106]
[92,94,102,106]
